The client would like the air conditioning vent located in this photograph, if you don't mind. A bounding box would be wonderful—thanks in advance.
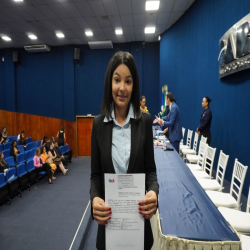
[88,40,113,49]
[24,44,51,53]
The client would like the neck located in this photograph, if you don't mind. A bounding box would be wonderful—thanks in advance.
[204,106,208,110]
[114,104,129,126]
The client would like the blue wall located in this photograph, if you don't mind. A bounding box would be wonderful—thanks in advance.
[160,0,250,196]
[0,42,159,121]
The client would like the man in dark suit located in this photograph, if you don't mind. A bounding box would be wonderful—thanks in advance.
[154,92,182,152]
[53,141,68,166]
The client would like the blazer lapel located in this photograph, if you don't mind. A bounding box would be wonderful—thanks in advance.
[127,119,141,173]
[102,121,116,173]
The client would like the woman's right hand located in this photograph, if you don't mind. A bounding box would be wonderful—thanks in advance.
[92,197,111,225]
[40,164,42,167]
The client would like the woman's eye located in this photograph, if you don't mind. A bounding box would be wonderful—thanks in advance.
[114,78,119,83]
[126,80,132,84]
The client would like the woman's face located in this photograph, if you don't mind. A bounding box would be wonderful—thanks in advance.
[13,141,16,147]
[140,98,146,108]
[1,153,4,159]
[50,144,53,150]
[43,147,46,153]
[202,98,208,108]
[38,149,41,156]
[112,64,133,111]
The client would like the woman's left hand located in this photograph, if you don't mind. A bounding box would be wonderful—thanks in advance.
[138,190,157,219]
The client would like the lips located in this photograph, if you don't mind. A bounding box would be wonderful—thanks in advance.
[117,95,127,101]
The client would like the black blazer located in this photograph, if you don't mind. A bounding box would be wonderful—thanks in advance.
[90,112,159,250]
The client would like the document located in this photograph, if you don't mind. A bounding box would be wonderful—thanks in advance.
[105,174,145,250]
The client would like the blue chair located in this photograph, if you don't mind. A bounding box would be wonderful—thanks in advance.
[5,157,16,168]
[26,142,36,151]
[6,168,21,202]
[16,140,19,146]
[26,150,34,161]
[26,137,32,144]
[37,140,42,147]
[26,159,38,186]
[65,144,70,153]
[7,137,13,143]
[16,153,26,164]
[0,173,8,205]
[31,148,36,157]
[4,142,11,150]
[17,163,29,191]
[60,146,65,154]
[11,136,18,141]
[2,149,10,159]
[17,145,25,154]
[0,144,3,151]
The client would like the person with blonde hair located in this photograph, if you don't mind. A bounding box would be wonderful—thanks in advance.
[140,96,149,113]
[41,146,57,180]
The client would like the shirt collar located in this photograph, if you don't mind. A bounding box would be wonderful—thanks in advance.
[104,103,136,124]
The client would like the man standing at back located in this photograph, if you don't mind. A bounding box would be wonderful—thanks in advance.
[154,92,182,153]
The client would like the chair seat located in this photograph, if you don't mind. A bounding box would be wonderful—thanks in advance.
[186,154,199,163]
[182,148,196,155]
[218,207,250,233]
[179,145,189,151]
[191,170,210,179]
[187,164,202,171]
[197,178,221,191]
[239,234,250,250]
[206,191,238,209]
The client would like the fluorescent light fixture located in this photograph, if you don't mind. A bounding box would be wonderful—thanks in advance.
[2,36,11,41]
[28,35,37,40]
[85,30,93,36]
[158,35,161,41]
[56,33,65,38]
[145,27,155,34]
[146,1,160,11]
[14,0,23,2]
[115,29,123,35]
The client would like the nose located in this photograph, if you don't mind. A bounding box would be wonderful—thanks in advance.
[119,80,126,91]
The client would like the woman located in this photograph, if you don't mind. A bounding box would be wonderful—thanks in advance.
[0,134,4,145]
[91,51,159,250]
[19,132,27,150]
[0,152,10,174]
[140,96,149,113]
[57,126,65,147]
[33,148,52,184]
[197,96,212,145]
[10,140,20,161]
[48,143,68,175]
[41,146,57,180]
[2,127,9,143]
[41,135,47,147]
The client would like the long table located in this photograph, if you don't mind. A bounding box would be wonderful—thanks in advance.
[151,127,240,249]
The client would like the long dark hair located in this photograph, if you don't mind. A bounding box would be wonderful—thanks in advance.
[101,51,141,120]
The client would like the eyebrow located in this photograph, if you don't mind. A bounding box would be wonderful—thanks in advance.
[114,72,132,78]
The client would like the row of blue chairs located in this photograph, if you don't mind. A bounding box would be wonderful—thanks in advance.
[6,136,32,144]
[0,160,42,205]
[1,140,37,152]
[3,147,36,164]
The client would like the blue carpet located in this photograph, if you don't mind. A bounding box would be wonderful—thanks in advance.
[0,157,91,250]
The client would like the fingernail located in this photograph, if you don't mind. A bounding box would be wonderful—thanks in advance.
[139,207,142,210]
[139,211,142,214]
[108,217,111,220]
[143,216,146,218]
[109,207,111,211]
[106,222,108,224]
[138,202,141,205]
[109,211,112,214]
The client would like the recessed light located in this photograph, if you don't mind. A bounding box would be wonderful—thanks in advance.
[85,31,93,36]
[115,29,123,35]
[145,27,155,34]
[2,36,11,41]
[56,33,65,38]
[14,0,23,2]
[158,35,161,41]
[28,35,37,40]
[146,1,160,11]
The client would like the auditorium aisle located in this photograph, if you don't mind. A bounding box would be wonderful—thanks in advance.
[0,157,91,250]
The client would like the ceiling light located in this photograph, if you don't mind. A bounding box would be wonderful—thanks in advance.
[146,1,160,11]
[56,33,65,38]
[14,0,23,2]
[145,27,155,34]
[115,29,123,35]
[28,35,37,40]
[2,36,11,41]
[85,31,93,36]
[158,35,161,41]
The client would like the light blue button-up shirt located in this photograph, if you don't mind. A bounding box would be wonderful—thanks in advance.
[104,103,136,174]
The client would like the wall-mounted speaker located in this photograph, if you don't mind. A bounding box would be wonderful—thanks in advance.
[74,48,80,60]
[13,51,19,62]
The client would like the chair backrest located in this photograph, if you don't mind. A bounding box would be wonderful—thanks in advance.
[0,144,3,151]
[186,129,193,148]
[6,168,16,182]
[5,156,16,167]
[7,137,13,143]
[17,163,26,177]
[26,137,32,143]
[17,145,25,154]
[16,153,25,164]
[192,132,199,153]
[4,142,11,150]
[0,173,6,186]
[31,148,36,156]
[37,140,42,147]
[2,149,10,159]
[247,186,250,213]
[180,127,185,145]
[26,142,36,151]
[203,146,217,178]
[11,136,17,141]
[215,150,229,188]
[59,146,65,154]
[65,144,69,152]
[201,135,207,144]
[230,158,248,208]
[26,159,35,171]
[197,142,207,168]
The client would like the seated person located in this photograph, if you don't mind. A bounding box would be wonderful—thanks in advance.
[0,134,4,145]
[45,137,54,152]
[0,151,10,175]
[48,143,68,175]
[33,147,52,184]
[19,132,27,150]
[41,135,48,147]
[17,130,24,141]
[10,140,20,161]
[53,141,68,166]
[2,127,10,143]
[41,146,57,180]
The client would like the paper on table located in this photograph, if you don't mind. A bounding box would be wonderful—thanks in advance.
[105,174,145,250]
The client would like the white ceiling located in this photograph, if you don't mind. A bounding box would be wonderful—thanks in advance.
[0,0,195,48]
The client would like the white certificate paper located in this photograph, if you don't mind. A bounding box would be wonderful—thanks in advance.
[105,174,145,250]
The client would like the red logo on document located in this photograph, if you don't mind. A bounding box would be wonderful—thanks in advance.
[109,179,115,183]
